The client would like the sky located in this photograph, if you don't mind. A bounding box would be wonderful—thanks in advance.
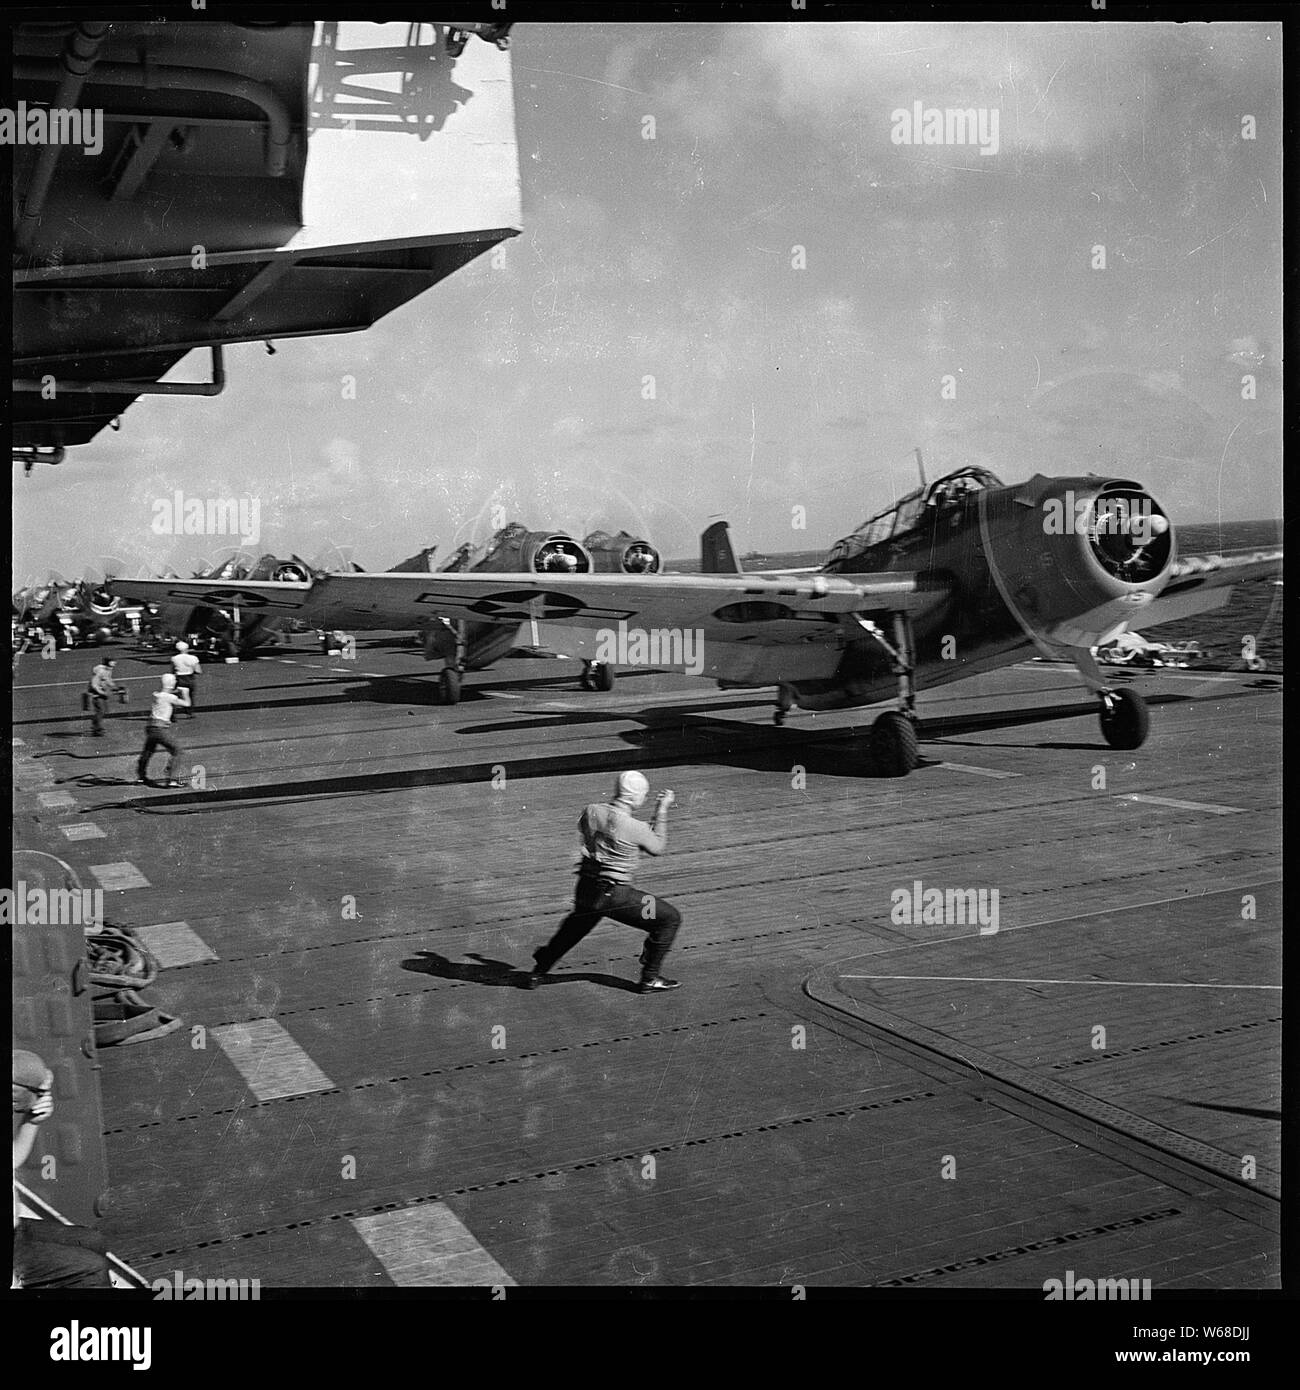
[12,20,1284,583]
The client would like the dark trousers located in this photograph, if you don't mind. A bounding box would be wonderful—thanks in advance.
[176,673,196,714]
[537,875,682,979]
[13,1219,112,1289]
[89,693,109,734]
[138,721,182,782]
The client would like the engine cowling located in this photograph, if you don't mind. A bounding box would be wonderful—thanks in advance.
[981,475,1177,649]
[477,523,592,574]
[271,561,312,583]
[88,587,120,616]
[584,530,661,574]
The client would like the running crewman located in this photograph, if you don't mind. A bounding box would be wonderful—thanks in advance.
[170,640,201,716]
[136,673,190,787]
[525,771,683,993]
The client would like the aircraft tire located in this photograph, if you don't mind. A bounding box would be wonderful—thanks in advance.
[440,668,462,705]
[870,710,919,776]
[1100,688,1148,749]
[592,662,615,692]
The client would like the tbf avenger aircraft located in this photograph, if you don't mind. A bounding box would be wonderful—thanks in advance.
[147,551,339,656]
[414,524,663,699]
[110,469,1280,772]
[114,523,663,698]
[12,576,142,647]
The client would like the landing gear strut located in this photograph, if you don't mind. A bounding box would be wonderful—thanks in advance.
[856,613,921,776]
[772,684,794,727]
[1067,646,1150,750]
[581,660,615,692]
[432,619,468,704]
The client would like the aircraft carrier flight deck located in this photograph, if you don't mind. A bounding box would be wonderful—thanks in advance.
[12,643,1281,1289]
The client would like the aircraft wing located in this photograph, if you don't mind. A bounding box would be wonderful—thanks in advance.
[301,569,936,627]
[108,578,315,613]
[1135,549,1282,630]
[304,570,945,681]
[111,569,947,681]
[112,571,943,627]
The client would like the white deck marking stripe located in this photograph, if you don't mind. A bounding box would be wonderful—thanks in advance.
[61,823,106,840]
[210,1019,333,1100]
[134,921,218,968]
[89,862,151,890]
[15,674,167,689]
[938,761,1022,779]
[841,974,1280,991]
[1010,662,1242,682]
[37,791,76,808]
[1117,793,1246,815]
[352,1204,515,1287]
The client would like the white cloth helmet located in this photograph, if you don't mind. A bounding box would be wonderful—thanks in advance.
[175,640,189,652]
[614,770,649,807]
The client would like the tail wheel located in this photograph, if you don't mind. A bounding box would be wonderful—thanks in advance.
[440,667,462,705]
[592,662,615,692]
[1100,687,1149,749]
[869,710,919,777]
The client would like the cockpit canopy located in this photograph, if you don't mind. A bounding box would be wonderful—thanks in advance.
[827,466,1002,564]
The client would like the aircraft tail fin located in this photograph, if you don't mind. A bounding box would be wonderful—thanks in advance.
[701,521,742,574]
[388,545,439,574]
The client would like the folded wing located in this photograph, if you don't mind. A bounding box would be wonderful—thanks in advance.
[1136,550,1282,630]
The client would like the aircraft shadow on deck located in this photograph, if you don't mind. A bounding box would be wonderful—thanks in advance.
[13,667,665,727]
[1178,1099,1281,1122]
[401,950,638,993]
[75,686,1260,817]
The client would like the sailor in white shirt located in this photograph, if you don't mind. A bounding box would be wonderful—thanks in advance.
[170,640,201,717]
[136,673,190,786]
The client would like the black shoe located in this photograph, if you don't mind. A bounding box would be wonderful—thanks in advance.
[522,956,553,990]
[638,976,681,993]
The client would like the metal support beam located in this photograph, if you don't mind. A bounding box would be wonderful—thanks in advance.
[12,345,225,396]
[212,258,294,323]
[108,121,176,201]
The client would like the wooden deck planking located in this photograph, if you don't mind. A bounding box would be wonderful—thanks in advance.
[13,641,1281,1287]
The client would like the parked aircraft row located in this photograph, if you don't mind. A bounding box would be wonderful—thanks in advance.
[110,470,1282,773]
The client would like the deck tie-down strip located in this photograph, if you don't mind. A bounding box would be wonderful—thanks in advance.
[1050,1016,1281,1069]
[880,1206,1184,1286]
[132,1087,939,1262]
[104,1013,774,1134]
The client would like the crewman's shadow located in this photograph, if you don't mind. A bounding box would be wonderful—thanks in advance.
[403,950,638,992]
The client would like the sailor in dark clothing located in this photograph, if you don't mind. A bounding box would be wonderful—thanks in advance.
[525,771,682,993]
[86,658,125,736]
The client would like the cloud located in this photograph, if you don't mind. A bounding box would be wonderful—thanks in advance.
[648,21,1280,168]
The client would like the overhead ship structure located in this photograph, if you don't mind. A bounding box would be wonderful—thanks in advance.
[12,19,521,468]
